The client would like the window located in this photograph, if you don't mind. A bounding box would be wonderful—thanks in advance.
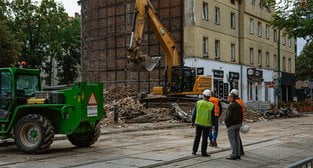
[274,55,277,69]
[230,0,235,4]
[283,57,286,71]
[288,58,291,72]
[288,37,291,47]
[258,50,262,66]
[16,75,40,96]
[248,81,253,101]
[266,52,270,67]
[266,25,270,39]
[258,22,262,37]
[249,48,254,65]
[0,71,12,97]
[231,12,236,29]
[282,35,286,45]
[249,18,254,34]
[259,0,264,9]
[265,84,269,101]
[203,37,208,56]
[202,2,208,21]
[230,44,235,61]
[273,29,277,42]
[252,0,256,5]
[215,7,220,24]
[215,40,220,59]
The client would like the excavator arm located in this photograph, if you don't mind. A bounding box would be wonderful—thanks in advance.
[128,0,181,82]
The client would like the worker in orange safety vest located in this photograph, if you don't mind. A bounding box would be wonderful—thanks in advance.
[208,92,223,147]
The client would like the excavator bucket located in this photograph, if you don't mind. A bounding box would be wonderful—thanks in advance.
[144,56,161,71]
[127,55,161,71]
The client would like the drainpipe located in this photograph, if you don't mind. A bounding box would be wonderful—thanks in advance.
[238,0,243,99]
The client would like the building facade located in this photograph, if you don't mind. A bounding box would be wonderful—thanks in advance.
[81,0,296,102]
[184,0,296,103]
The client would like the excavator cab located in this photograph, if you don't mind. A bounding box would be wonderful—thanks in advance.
[171,67,196,93]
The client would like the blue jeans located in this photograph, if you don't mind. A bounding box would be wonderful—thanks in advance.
[208,117,219,143]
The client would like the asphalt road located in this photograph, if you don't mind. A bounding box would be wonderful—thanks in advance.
[1,114,313,168]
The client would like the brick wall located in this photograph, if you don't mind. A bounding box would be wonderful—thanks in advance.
[81,0,184,93]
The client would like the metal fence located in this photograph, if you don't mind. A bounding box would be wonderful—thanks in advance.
[285,157,313,168]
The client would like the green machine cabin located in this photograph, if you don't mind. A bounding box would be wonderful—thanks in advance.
[0,67,104,153]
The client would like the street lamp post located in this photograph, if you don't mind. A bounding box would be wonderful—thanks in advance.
[276,29,282,107]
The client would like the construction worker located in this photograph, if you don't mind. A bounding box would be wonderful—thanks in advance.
[230,89,246,156]
[208,92,222,147]
[225,93,243,160]
[191,89,215,157]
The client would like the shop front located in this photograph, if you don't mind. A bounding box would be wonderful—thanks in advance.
[246,68,264,101]
[281,72,296,102]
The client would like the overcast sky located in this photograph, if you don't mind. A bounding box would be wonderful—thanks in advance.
[57,0,80,16]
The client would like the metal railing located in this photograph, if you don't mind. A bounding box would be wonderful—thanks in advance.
[285,157,313,168]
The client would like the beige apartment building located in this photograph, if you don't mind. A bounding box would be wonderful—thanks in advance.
[184,0,296,102]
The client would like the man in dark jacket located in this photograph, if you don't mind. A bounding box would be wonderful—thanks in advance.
[192,89,215,157]
[225,93,243,160]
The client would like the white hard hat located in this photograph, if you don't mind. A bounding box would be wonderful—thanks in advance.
[230,89,239,96]
[203,89,212,97]
[240,123,250,133]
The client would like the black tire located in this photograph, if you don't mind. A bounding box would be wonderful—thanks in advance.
[67,124,100,147]
[14,114,55,154]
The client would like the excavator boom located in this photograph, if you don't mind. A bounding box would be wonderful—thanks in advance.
[128,0,180,80]
[128,0,212,95]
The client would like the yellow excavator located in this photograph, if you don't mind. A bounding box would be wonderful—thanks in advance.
[128,0,211,96]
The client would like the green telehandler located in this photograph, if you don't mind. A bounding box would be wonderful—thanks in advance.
[0,67,104,153]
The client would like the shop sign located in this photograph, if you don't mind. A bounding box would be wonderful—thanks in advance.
[247,68,263,79]
[229,72,240,81]
[213,70,224,78]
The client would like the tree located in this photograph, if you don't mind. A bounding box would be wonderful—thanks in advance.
[296,41,313,80]
[56,18,81,85]
[7,0,81,85]
[267,0,313,40]
[7,0,43,68]
[0,20,20,67]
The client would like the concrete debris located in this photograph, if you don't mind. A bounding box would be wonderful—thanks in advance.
[262,108,303,120]
[245,109,266,123]
[171,103,192,122]
[102,86,184,127]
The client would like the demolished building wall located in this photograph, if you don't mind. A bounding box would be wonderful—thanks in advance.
[81,0,184,92]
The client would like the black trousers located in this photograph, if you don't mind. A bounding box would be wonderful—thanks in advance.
[192,125,210,154]
[239,137,244,155]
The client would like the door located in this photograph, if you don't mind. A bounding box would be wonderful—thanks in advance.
[0,71,13,118]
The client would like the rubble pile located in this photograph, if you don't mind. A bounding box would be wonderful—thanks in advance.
[102,86,176,126]
[245,109,265,123]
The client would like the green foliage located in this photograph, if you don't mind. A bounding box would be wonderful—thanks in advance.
[8,0,42,68]
[0,20,20,67]
[4,0,81,85]
[296,41,313,80]
[56,18,81,85]
[267,0,313,39]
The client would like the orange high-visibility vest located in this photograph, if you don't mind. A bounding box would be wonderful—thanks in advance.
[209,97,221,117]
[236,99,246,120]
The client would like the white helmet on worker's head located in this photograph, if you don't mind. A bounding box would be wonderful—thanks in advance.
[203,89,212,98]
[230,89,239,96]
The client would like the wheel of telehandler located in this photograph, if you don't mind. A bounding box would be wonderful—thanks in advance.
[67,124,100,147]
[14,114,55,154]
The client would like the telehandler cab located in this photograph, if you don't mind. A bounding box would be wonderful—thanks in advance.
[0,67,104,153]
